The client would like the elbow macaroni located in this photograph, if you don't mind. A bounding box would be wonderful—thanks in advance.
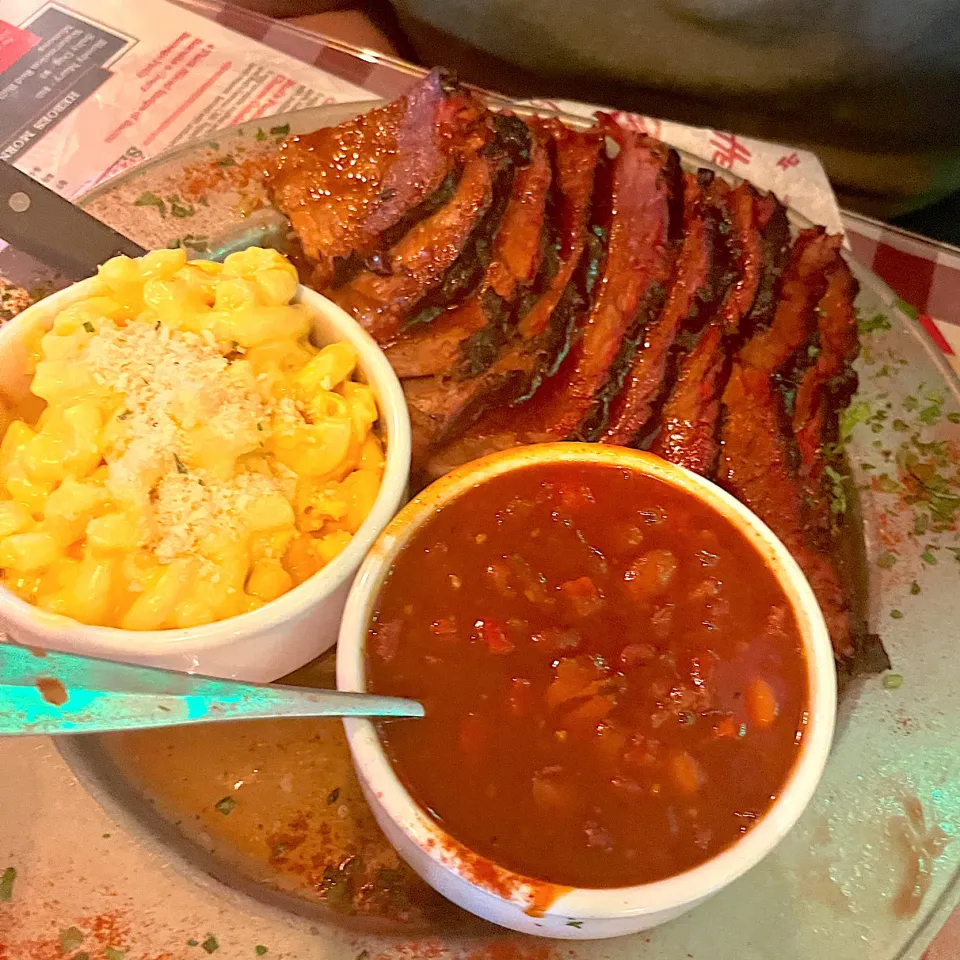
[0,248,384,629]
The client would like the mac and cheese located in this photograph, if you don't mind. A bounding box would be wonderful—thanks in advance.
[0,248,384,629]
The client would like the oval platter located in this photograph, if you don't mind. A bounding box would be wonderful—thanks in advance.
[37,100,960,960]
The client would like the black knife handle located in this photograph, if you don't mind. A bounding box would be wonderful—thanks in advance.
[0,161,146,280]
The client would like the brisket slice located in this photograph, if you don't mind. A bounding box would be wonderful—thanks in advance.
[792,254,861,538]
[413,118,679,475]
[743,193,791,336]
[328,113,530,344]
[793,255,860,473]
[719,364,855,658]
[600,170,726,446]
[650,323,727,476]
[717,228,855,661]
[714,182,769,336]
[408,124,604,482]
[384,118,552,379]
[629,179,780,462]
[436,121,604,428]
[525,116,681,443]
[738,228,841,370]
[267,69,488,288]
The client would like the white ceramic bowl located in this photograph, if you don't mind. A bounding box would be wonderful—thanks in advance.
[337,443,837,939]
[0,279,410,682]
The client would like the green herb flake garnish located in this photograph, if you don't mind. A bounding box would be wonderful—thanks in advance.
[256,949,269,958]
[857,311,892,335]
[215,796,236,815]
[82,321,94,333]
[876,552,897,569]
[949,412,960,424]
[921,549,938,565]
[217,156,237,167]
[889,609,904,620]
[168,195,196,219]
[0,866,15,901]
[255,128,267,141]
[59,926,85,953]
[134,191,166,216]
[327,787,341,805]
[824,465,847,516]
[892,419,909,432]
[738,722,747,738]
[270,123,291,136]
[188,939,199,947]
[875,474,901,495]
[174,454,188,475]
[354,951,368,960]
[883,673,904,689]
[839,401,871,441]
[910,581,921,595]
[566,920,583,928]
[202,934,220,954]
[105,949,126,960]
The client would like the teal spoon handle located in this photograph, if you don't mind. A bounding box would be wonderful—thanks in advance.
[0,643,422,736]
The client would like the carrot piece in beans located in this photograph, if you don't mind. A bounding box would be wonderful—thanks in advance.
[430,617,457,637]
[564,693,616,731]
[713,716,738,739]
[623,548,678,601]
[560,576,604,617]
[670,751,705,795]
[747,679,779,728]
[476,618,514,654]
[546,656,604,709]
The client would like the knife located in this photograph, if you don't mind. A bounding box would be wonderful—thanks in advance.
[0,160,296,280]
[0,160,146,279]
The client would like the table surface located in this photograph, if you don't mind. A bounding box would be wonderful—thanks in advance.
[1,2,959,957]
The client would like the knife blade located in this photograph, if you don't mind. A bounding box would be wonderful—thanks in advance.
[0,160,146,280]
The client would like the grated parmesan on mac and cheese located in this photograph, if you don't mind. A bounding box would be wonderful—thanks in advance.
[0,248,384,630]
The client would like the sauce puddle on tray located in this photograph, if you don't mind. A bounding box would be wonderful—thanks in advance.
[97,654,467,930]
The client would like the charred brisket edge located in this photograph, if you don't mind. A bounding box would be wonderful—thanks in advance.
[742,199,790,339]
[600,167,731,447]
[427,136,602,444]
[328,167,463,288]
[453,121,557,381]
[647,324,731,476]
[402,115,531,329]
[431,220,600,444]
[573,148,682,442]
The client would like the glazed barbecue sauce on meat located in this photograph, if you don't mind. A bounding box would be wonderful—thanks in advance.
[367,462,809,888]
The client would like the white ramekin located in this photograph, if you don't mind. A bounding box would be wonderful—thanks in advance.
[337,443,836,939]
[0,278,410,682]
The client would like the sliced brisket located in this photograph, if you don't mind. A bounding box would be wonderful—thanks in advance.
[650,323,727,476]
[267,70,488,289]
[384,118,551,379]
